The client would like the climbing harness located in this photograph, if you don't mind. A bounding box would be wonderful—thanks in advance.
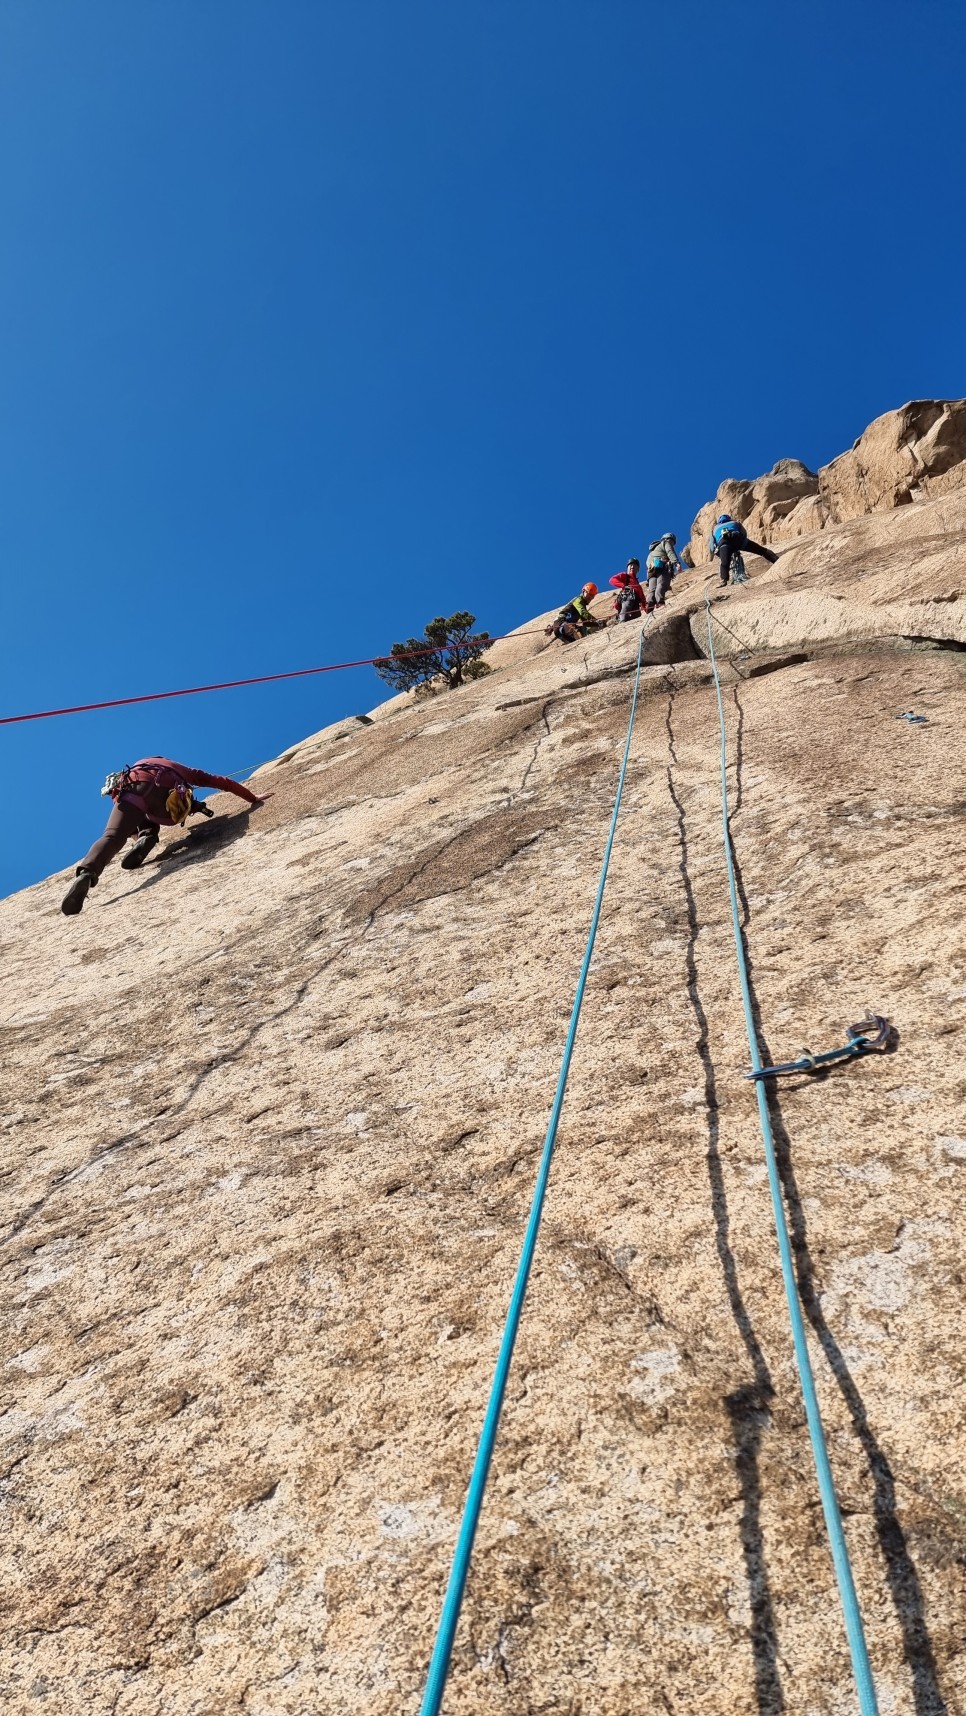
[418,621,650,1716]
[703,595,880,1716]
[746,1014,893,1081]
[101,761,196,825]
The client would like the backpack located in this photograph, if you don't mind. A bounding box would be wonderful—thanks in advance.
[111,763,195,825]
[646,544,671,574]
[713,519,744,547]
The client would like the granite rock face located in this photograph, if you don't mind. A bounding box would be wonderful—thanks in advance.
[690,398,966,562]
[2,490,966,1715]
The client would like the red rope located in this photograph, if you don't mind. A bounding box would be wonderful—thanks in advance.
[0,629,552,726]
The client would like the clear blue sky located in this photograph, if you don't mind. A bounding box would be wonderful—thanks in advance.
[2,0,964,896]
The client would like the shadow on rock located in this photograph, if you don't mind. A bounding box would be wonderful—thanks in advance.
[101,809,256,906]
[724,686,947,1716]
[156,808,255,866]
[666,692,785,1715]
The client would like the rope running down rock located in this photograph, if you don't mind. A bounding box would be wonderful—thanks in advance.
[703,593,880,1716]
[418,618,650,1716]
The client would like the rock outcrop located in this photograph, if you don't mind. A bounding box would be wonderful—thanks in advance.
[690,397,966,562]
[2,488,966,1715]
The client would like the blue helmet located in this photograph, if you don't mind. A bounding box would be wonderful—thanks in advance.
[718,513,733,523]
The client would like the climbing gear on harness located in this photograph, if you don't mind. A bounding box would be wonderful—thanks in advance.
[418,619,652,1716]
[713,518,744,546]
[647,535,678,572]
[164,782,194,824]
[745,1015,893,1081]
[103,763,196,825]
[704,594,880,1716]
[730,550,748,585]
[61,869,95,916]
[549,616,579,643]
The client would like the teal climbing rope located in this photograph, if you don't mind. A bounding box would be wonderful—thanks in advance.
[703,596,879,1716]
[419,621,649,1716]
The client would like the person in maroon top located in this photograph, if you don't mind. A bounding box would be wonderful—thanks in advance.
[609,558,646,622]
[61,756,265,916]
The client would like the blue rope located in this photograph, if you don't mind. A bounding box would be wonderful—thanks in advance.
[703,598,879,1716]
[419,621,648,1716]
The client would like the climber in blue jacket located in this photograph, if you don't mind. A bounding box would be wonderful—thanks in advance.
[710,515,779,586]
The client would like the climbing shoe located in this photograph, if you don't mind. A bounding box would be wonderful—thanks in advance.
[121,828,160,870]
[61,869,95,916]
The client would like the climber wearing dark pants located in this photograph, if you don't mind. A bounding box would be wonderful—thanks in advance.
[79,802,159,879]
[646,567,674,609]
[716,536,777,585]
[63,756,265,915]
[644,534,683,611]
[710,515,779,586]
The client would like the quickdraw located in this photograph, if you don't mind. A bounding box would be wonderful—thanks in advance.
[745,1014,893,1082]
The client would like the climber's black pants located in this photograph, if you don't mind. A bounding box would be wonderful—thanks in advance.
[718,538,777,583]
[77,800,157,879]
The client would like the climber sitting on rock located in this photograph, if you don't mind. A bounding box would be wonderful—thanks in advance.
[709,514,778,586]
[546,583,604,643]
[609,559,646,623]
[644,534,683,611]
[62,757,266,916]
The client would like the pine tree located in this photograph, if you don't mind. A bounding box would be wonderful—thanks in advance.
[374,612,493,694]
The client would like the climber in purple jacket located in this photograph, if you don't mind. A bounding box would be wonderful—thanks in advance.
[62,757,266,916]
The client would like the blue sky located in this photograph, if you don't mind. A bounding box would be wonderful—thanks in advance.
[2,0,964,896]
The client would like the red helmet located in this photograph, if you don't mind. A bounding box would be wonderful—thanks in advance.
[581,582,598,599]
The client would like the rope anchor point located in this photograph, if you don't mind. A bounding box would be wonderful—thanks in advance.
[745,1014,894,1082]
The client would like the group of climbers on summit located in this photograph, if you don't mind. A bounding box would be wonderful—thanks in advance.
[548,532,685,643]
[548,517,778,644]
